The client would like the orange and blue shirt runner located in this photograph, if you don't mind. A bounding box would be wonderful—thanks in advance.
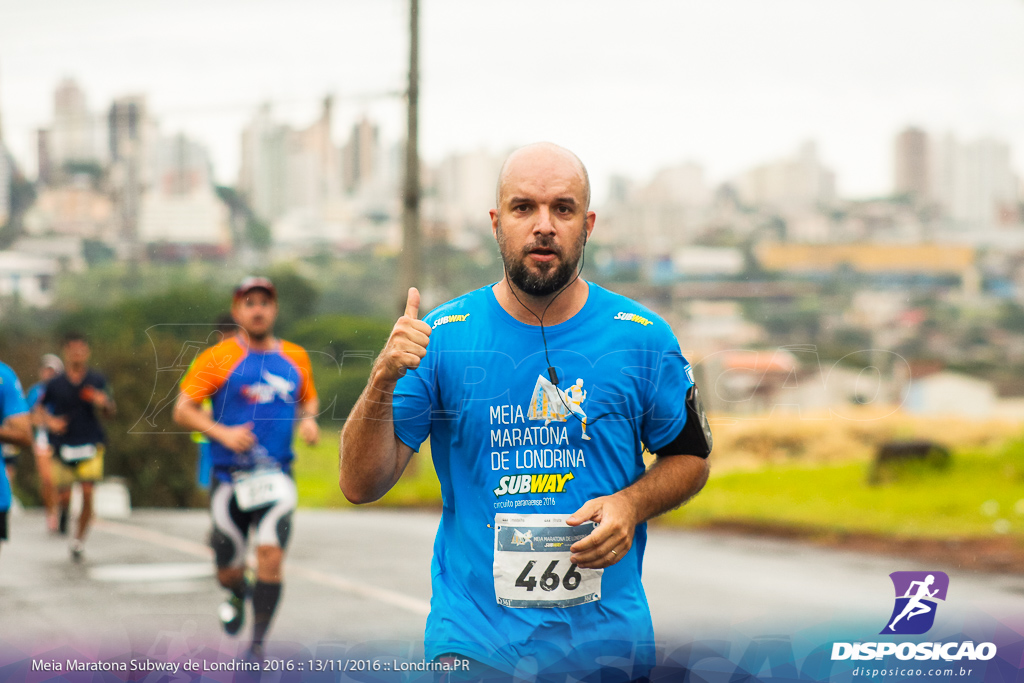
[179,337,317,483]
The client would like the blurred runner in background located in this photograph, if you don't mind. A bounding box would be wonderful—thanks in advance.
[190,313,238,492]
[26,353,64,532]
[174,277,319,658]
[42,333,116,561]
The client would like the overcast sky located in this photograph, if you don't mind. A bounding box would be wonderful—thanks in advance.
[2,0,1023,202]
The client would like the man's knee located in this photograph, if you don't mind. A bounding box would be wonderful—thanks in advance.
[217,566,245,588]
[256,545,284,581]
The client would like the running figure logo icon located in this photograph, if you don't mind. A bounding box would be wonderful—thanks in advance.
[528,375,592,440]
[511,529,535,550]
[881,571,949,635]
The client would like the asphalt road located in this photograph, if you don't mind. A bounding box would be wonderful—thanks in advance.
[3,506,1024,664]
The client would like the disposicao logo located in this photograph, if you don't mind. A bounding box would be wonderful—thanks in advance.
[831,570,997,663]
[882,571,948,635]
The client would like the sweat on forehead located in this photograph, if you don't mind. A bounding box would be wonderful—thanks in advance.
[495,142,591,211]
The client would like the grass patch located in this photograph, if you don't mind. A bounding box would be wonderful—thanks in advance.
[293,430,441,508]
[667,443,1024,538]
[294,425,1024,541]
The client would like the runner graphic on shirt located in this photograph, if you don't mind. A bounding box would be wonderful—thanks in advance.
[528,375,591,440]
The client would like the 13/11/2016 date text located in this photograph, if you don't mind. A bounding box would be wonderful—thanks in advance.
[263,659,471,673]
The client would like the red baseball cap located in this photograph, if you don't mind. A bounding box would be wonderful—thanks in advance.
[234,276,277,300]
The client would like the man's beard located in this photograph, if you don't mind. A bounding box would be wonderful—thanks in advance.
[244,322,271,342]
[496,220,586,297]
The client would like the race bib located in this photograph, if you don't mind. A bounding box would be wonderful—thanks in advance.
[232,469,291,511]
[493,513,602,609]
[60,443,97,463]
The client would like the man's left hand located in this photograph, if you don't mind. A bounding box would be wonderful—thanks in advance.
[81,387,114,415]
[93,392,112,411]
[299,416,319,446]
[565,494,639,569]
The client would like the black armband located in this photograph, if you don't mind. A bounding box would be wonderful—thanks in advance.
[655,384,712,458]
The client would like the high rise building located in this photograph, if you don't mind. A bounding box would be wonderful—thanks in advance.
[152,132,212,196]
[108,95,155,247]
[51,78,103,171]
[341,116,379,194]
[0,149,9,227]
[108,95,152,164]
[0,68,7,226]
[597,160,713,254]
[0,64,4,146]
[36,129,53,186]
[239,104,288,223]
[737,141,836,211]
[931,133,1019,230]
[238,98,344,243]
[638,162,709,206]
[288,96,339,211]
[139,132,230,246]
[894,127,930,202]
[433,148,504,247]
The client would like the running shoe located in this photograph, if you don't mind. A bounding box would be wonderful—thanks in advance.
[69,540,84,563]
[218,593,245,635]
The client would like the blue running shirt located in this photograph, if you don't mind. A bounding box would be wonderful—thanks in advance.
[0,362,29,512]
[393,283,693,677]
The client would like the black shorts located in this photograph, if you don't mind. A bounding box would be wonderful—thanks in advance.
[209,477,296,569]
[0,510,8,541]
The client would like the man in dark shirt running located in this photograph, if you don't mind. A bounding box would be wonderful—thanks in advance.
[42,332,115,561]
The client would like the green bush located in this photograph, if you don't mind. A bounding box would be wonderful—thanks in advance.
[287,314,392,425]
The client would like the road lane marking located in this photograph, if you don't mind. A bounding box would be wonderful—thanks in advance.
[95,519,213,557]
[90,562,214,582]
[94,519,431,616]
[288,565,430,616]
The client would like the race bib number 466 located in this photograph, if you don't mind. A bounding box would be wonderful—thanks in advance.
[493,513,602,609]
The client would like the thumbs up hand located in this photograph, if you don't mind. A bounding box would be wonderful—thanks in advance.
[403,286,421,320]
[375,287,433,383]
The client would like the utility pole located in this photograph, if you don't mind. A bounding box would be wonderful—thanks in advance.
[399,0,422,312]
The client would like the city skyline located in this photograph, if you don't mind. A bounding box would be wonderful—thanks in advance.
[2,0,1024,202]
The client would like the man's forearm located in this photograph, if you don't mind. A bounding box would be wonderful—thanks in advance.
[619,454,709,524]
[173,396,223,441]
[341,289,429,504]
[0,415,33,449]
[298,398,320,420]
[338,372,411,504]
